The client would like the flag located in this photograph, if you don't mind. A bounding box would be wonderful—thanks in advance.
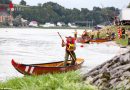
[9,1,14,11]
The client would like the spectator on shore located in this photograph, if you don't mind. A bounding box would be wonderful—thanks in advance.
[117,27,122,39]
[111,31,116,40]
[127,28,130,45]
[122,27,126,39]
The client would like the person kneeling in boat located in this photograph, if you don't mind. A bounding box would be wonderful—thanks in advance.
[62,36,76,66]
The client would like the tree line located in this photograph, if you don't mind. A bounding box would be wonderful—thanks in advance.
[0,0,123,26]
[15,1,120,26]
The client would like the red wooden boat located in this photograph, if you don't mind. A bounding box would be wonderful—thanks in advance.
[11,58,84,75]
[77,37,90,43]
[90,38,110,43]
[77,37,110,43]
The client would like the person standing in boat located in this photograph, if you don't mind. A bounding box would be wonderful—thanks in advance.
[82,30,88,39]
[106,29,110,39]
[62,36,76,66]
[90,30,95,39]
[74,29,77,40]
[97,30,100,39]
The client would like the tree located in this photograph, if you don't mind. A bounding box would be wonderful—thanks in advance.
[20,0,26,6]
[0,0,10,4]
[128,3,130,8]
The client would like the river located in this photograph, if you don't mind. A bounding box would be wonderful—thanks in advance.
[0,28,128,81]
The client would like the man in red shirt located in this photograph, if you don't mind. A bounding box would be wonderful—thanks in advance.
[62,36,76,66]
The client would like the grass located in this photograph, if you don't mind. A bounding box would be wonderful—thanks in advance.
[116,38,128,46]
[0,71,97,90]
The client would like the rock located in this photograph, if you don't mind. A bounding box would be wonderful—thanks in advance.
[83,50,130,89]
[87,69,99,77]
[122,71,130,77]
[109,62,121,70]
[92,74,102,83]
[111,70,124,78]
[122,64,130,70]
[126,83,130,90]
[110,78,121,85]
[85,76,93,84]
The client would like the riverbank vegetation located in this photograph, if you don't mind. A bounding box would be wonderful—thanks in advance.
[109,25,130,46]
[94,25,130,46]
[14,1,119,26]
[0,71,97,90]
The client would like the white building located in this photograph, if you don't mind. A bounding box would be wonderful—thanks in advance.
[40,23,55,27]
[57,22,65,27]
[29,21,38,27]
[68,23,77,28]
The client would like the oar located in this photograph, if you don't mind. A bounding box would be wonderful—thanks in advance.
[57,32,76,65]
[57,32,65,42]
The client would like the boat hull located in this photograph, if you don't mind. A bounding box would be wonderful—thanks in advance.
[90,38,110,43]
[77,37,110,43]
[77,37,90,43]
[11,58,84,75]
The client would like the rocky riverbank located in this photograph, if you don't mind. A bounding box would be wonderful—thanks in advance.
[83,49,130,90]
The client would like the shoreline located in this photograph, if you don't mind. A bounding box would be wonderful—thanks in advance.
[0,26,93,30]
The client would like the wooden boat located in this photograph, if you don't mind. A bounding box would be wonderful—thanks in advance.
[90,38,110,43]
[77,37,110,43]
[11,58,84,75]
[77,37,90,43]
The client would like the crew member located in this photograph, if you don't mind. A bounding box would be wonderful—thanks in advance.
[74,30,77,39]
[62,36,76,66]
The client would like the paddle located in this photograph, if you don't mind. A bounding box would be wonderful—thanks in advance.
[57,32,76,65]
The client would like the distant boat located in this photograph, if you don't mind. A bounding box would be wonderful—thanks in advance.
[94,25,104,30]
[11,58,84,75]
[77,37,111,43]
[90,38,111,43]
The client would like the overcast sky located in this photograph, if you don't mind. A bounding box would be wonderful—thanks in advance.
[12,0,130,10]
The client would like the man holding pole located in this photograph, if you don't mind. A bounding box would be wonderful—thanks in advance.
[57,32,77,66]
[62,36,76,66]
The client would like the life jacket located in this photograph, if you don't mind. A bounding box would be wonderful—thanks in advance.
[66,38,76,51]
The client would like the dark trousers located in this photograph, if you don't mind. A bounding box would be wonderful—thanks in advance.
[122,34,125,39]
[64,50,76,66]
[128,38,130,45]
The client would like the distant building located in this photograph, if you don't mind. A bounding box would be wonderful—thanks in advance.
[41,23,56,27]
[0,2,29,25]
[0,11,12,23]
[29,21,38,27]
[0,4,12,24]
[68,23,77,28]
[57,22,65,27]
